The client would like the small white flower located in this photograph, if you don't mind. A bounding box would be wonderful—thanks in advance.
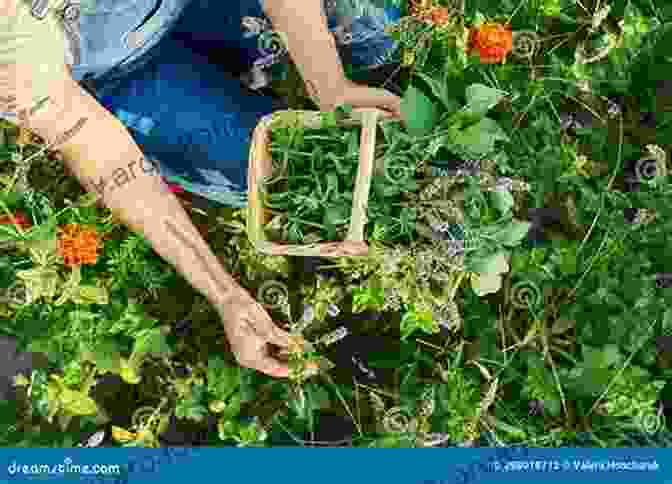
[83,430,106,447]
[318,326,349,346]
[607,99,622,117]
[326,303,340,317]
[494,177,514,193]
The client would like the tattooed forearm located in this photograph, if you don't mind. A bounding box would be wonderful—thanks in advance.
[50,116,88,148]
[162,216,236,301]
[84,155,171,199]
[0,95,52,123]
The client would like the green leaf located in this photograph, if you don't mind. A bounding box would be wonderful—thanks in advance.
[450,118,509,158]
[132,328,171,358]
[82,340,122,373]
[207,357,241,400]
[473,11,486,28]
[663,308,672,335]
[221,392,242,420]
[470,272,504,296]
[400,85,439,137]
[582,344,622,369]
[544,396,562,417]
[415,72,460,114]
[464,84,508,118]
[601,344,622,367]
[489,190,514,214]
[469,251,510,275]
[58,387,98,416]
[323,204,349,226]
[494,221,531,247]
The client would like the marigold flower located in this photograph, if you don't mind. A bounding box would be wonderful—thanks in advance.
[0,210,32,230]
[468,22,513,64]
[57,224,100,267]
[412,5,451,25]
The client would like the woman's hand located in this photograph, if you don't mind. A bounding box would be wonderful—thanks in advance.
[312,79,403,121]
[216,286,293,378]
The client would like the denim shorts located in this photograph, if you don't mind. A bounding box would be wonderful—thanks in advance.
[82,0,278,208]
[82,0,400,208]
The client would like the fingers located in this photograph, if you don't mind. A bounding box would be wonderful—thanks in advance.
[254,355,290,378]
[364,88,403,121]
[267,325,293,348]
[251,302,292,348]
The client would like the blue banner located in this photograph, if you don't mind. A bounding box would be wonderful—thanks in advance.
[1,448,669,484]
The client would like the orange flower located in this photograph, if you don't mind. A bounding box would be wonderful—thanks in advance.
[468,22,513,64]
[57,224,100,267]
[412,5,451,25]
[0,210,31,230]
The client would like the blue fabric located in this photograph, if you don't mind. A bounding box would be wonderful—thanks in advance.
[82,0,278,208]
[70,0,193,83]
[95,36,276,208]
[79,0,402,208]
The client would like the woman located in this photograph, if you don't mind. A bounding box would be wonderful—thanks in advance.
[0,0,403,378]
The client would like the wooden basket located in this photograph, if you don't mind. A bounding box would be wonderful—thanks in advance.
[247,109,382,257]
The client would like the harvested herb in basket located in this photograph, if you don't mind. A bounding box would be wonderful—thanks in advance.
[262,112,419,245]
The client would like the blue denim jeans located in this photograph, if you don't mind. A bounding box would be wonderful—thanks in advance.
[79,0,277,208]
[79,0,400,208]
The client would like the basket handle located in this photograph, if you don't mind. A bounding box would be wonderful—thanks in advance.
[345,108,380,243]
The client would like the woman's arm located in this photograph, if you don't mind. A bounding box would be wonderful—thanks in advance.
[259,0,403,119]
[260,0,347,109]
[14,72,241,309]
